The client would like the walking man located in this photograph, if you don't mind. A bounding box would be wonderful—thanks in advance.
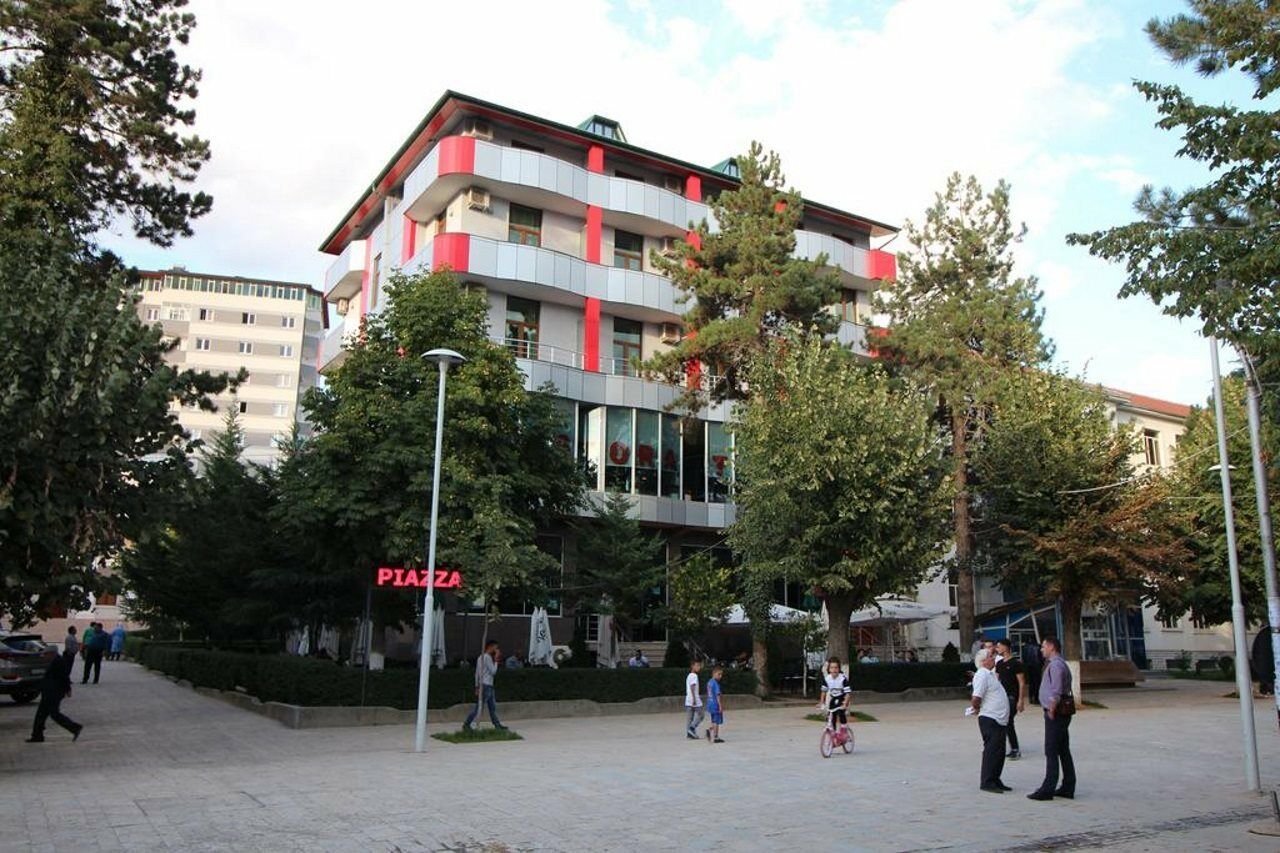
[62,625,79,658]
[109,624,126,661]
[995,639,1028,759]
[463,640,507,731]
[82,622,108,684]
[969,648,1010,793]
[684,659,704,739]
[27,648,82,743]
[1028,636,1076,801]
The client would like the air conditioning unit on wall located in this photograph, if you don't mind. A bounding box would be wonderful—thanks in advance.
[460,117,494,141]
[335,297,350,316]
[660,322,682,344]
[465,186,491,211]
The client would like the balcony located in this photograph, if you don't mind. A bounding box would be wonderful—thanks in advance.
[324,239,366,303]
[836,320,871,355]
[318,325,352,373]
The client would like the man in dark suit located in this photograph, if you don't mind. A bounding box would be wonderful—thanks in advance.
[27,648,83,743]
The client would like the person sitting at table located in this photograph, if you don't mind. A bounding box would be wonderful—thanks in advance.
[628,649,650,668]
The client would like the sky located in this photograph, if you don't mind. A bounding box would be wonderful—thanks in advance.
[101,0,1269,406]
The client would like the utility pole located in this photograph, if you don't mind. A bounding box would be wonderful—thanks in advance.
[1241,350,1280,732]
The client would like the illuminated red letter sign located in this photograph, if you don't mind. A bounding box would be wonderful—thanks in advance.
[375,566,463,589]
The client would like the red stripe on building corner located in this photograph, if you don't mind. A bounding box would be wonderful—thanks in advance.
[586,207,602,264]
[437,135,476,176]
[587,144,604,174]
[685,175,701,202]
[401,214,416,264]
[867,249,897,282]
[583,298,600,372]
[432,233,470,274]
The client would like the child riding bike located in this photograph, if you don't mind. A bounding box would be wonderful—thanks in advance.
[819,657,852,731]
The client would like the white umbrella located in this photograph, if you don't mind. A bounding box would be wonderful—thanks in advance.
[848,598,948,627]
[319,625,340,658]
[598,614,620,668]
[724,603,811,624]
[431,606,447,670]
[296,625,310,656]
[527,606,554,666]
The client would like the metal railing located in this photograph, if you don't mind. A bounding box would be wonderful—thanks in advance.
[497,337,723,391]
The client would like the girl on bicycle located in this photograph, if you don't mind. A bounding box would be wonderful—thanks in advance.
[819,657,852,731]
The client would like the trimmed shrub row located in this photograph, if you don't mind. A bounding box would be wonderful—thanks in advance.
[846,662,969,692]
[136,644,758,709]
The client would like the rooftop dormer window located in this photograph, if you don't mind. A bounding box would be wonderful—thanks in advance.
[711,157,740,179]
[578,115,626,142]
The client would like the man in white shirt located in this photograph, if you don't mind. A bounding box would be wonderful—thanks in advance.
[969,648,1011,793]
[684,660,704,739]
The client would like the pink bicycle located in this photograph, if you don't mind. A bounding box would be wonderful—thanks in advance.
[819,707,854,758]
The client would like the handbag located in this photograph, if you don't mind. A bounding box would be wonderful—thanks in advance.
[1057,694,1077,717]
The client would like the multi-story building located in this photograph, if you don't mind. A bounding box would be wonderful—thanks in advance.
[137,267,327,467]
[317,91,897,660]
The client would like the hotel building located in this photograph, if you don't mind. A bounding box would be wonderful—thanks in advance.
[317,91,897,659]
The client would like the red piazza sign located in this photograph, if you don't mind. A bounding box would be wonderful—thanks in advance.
[375,566,463,589]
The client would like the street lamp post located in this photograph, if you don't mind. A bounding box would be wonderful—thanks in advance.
[1241,355,1280,733]
[415,347,466,754]
[1208,337,1260,791]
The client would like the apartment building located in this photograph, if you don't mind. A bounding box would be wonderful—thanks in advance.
[317,91,897,660]
[137,268,327,467]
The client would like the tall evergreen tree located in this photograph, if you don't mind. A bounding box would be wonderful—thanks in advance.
[874,173,1051,648]
[572,492,665,646]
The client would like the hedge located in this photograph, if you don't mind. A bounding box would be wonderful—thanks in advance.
[136,645,757,709]
[847,662,968,692]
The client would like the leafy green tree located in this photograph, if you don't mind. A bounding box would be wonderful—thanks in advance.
[728,336,951,665]
[572,492,665,644]
[873,173,1051,648]
[0,0,211,244]
[644,142,843,408]
[1156,376,1279,624]
[118,411,283,644]
[975,372,1193,660]
[1067,2,1280,353]
[666,553,735,646]
[267,269,584,634]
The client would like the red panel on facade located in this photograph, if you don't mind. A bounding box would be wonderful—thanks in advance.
[433,232,470,273]
[685,175,702,202]
[401,214,416,264]
[437,135,476,176]
[583,297,601,372]
[867,326,890,359]
[867,249,897,281]
[586,206,602,264]
[587,144,604,173]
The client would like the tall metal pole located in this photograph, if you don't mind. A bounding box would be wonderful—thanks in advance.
[1241,353,1280,732]
[1209,337,1260,790]
[415,359,453,753]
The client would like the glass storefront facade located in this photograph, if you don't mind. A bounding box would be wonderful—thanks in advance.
[551,398,733,503]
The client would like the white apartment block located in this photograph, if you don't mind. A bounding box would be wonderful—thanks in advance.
[137,268,327,467]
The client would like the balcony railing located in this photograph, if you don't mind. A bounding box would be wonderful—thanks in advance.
[498,336,722,391]
[324,239,366,302]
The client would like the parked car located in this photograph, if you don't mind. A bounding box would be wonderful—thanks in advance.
[0,631,58,704]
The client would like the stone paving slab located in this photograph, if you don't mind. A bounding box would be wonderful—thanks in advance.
[1,661,1278,851]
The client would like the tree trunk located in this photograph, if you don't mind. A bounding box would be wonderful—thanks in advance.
[752,632,770,698]
[1060,595,1083,661]
[824,592,855,667]
[952,409,977,653]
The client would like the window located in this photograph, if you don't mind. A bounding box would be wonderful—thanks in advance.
[238,341,254,355]
[198,308,213,321]
[281,316,296,329]
[660,414,681,498]
[238,401,248,414]
[507,204,542,246]
[635,411,659,496]
[241,312,256,325]
[276,374,292,388]
[279,344,294,358]
[195,338,211,351]
[166,306,188,321]
[577,404,604,489]
[144,307,160,322]
[605,407,633,493]
[611,318,642,375]
[840,289,862,323]
[369,254,381,310]
[707,423,733,502]
[273,403,290,418]
[1143,429,1160,466]
[433,210,447,236]
[947,569,959,608]
[615,170,644,182]
[613,230,644,271]
[510,139,544,153]
[504,296,540,358]
[682,419,705,501]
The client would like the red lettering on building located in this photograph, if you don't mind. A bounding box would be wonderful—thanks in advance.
[608,442,630,465]
[374,567,464,589]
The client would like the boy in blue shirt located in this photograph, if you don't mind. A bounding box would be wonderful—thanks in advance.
[705,666,725,743]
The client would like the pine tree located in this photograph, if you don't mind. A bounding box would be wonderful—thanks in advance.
[874,173,1050,649]
[573,492,665,643]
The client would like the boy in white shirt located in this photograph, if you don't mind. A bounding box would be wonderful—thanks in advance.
[684,660,704,739]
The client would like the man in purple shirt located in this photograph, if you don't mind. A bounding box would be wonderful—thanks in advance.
[1028,636,1076,801]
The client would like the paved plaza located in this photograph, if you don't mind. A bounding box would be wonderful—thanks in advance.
[1,662,1278,852]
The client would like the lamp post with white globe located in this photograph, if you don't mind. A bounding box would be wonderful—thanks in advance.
[415,347,466,753]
